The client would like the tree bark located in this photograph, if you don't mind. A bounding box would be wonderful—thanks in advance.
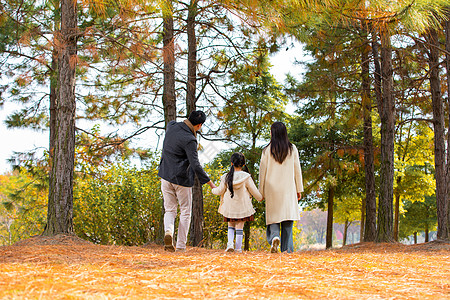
[159,1,177,244]
[394,174,402,241]
[50,0,59,163]
[376,30,394,242]
[371,31,383,117]
[190,176,204,246]
[43,0,77,236]
[445,17,450,241]
[162,2,176,127]
[326,186,335,249]
[360,198,365,243]
[186,0,197,115]
[185,0,204,248]
[362,27,377,242]
[50,48,58,164]
[427,29,448,241]
[394,191,400,241]
[343,219,348,246]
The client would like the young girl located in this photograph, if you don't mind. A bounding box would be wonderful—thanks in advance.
[212,152,263,252]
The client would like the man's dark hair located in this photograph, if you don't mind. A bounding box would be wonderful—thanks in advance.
[188,110,207,125]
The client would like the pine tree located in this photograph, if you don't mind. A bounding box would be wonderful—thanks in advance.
[43,0,78,235]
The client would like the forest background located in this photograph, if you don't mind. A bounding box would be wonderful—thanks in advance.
[0,0,449,251]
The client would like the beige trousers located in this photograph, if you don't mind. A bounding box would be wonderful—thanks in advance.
[161,179,192,250]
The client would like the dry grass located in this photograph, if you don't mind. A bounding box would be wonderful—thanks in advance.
[0,235,449,299]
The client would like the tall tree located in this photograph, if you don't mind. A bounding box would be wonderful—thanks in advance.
[427,27,448,241]
[43,0,78,235]
[162,0,176,127]
[361,22,377,242]
[376,27,395,242]
[446,12,450,240]
[186,0,197,115]
[185,0,204,248]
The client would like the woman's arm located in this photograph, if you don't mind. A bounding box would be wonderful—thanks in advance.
[258,148,268,198]
[293,146,304,194]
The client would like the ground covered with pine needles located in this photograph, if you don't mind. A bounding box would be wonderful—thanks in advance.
[0,235,449,299]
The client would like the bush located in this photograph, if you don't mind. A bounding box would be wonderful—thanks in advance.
[74,160,163,245]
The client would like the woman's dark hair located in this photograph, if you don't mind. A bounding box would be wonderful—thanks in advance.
[188,110,206,125]
[269,121,293,164]
[225,152,246,198]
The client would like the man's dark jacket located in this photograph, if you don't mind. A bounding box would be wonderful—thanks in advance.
[158,120,210,187]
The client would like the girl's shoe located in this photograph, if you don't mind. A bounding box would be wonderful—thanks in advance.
[226,247,234,252]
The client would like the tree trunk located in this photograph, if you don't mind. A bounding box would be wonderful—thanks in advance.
[162,2,176,127]
[376,30,394,243]
[243,147,259,251]
[425,223,429,243]
[326,186,335,249]
[413,232,417,244]
[190,176,203,246]
[159,1,177,244]
[186,0,197,116]
[49,42,58,210]
[362,28,377,242]
[50,48,58,164]
[394,177,401,241]
[394,192,400,242]
[371,31,383,117]
[360,198,365,243]
[50,1,59,163]
[185,0,204,248]
[43,0,77,236]
[427,29,448,241]
[445,17,450,241]
[342,219,348,246]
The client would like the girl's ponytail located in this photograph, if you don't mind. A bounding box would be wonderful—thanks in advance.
[225,165,235,198]
[225,152,246,198]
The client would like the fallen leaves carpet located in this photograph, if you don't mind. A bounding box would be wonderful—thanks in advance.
[0,235,448,299]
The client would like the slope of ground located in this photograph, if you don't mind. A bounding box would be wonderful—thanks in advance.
[0,235,449,299]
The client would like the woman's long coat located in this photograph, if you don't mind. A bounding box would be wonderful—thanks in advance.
[259,145,303,225]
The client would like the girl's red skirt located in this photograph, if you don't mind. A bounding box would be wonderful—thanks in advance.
[224,215,254,222]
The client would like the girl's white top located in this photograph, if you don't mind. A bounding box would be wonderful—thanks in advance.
[212,171,262,219]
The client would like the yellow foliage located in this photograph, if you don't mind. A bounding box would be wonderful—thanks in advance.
[0,170,47,246]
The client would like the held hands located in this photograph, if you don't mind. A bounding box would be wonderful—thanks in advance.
[207,180,217,189]
[297,192,302,201]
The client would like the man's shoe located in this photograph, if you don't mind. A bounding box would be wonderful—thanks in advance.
[164,231,175,252]
[271,237,280,253]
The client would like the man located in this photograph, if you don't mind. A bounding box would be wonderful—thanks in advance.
[158,111,216,252]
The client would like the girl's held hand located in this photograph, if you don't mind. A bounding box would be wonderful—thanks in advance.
[208,181,217,189]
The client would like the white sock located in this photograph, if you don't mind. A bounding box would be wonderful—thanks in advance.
[235,229,244,251]
[227,227,235,248]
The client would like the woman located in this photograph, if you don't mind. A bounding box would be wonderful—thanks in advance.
[259,122,303,253]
